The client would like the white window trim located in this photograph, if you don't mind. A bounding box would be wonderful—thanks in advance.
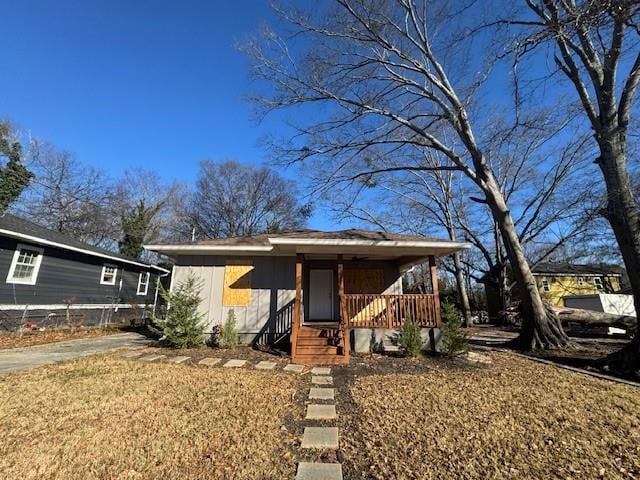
[100,264,118,285]
[593,277,604,290]
[137,272,150,295]
[541,279,550,292]
[6,243,44,285]
[577,276,584,286]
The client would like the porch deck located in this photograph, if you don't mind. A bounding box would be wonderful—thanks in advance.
[291,254,441,365]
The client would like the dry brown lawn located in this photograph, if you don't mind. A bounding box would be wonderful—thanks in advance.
[341,352,640,480]
[0,356,300,479]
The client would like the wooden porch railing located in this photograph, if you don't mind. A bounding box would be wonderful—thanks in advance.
[341,293,440,329]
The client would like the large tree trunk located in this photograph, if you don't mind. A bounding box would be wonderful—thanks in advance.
[597,137,640,371]
[452,251,473,327]
[483,173,574,350]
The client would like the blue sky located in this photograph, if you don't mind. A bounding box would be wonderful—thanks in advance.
[1,0,337,225]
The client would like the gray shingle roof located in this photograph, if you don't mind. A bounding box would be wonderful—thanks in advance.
[0,213,165,271]
[161,229,446,247]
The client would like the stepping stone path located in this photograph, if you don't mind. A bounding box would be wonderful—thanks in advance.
[311,375,333,385]
[139,354,165,362]
[223,359,247,368]
[284,363,305,373]
[296,462,343,480]
[255,360,277,370]
[296,367,343,479]
[170,356,191,364]
[306,404,336,420]
[309,388,334,400]
[310,367,331,375]
[301,427,339,449]
[198,357,221,367]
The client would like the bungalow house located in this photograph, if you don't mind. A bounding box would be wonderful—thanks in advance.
[0,213,169,330]
[483,262,625,320]
[146,229,469,365]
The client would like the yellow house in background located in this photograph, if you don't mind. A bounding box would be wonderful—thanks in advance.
[532,263,623,307]
[482,262,625,320]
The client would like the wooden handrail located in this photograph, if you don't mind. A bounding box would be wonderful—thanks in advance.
[341,293,439,328]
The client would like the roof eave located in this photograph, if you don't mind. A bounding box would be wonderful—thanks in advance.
[1,229,170,273]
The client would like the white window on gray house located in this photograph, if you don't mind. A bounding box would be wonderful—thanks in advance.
[593,277,604,290]
[6,244,44,285]
[101,264,118,285]
[137,272,150,295]
[541,279,550,292]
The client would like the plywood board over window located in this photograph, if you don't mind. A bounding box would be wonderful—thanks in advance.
[223,263,253,306]
[345,268,384,294]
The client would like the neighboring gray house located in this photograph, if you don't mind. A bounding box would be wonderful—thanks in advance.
[146,229,468,365]
[0,213,169,330]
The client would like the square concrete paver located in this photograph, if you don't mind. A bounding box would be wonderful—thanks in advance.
[121,351,144,358]
[223,359,247,368]
[198,357,221,367]
[296,462,343,480]
[312,376,333,385]
[309,388,335,400]
[170,356,191,364]
[283,363,305,373]
[310,367,331,375]
[139,354,166,362]
[255,360,277,370]
[301,427,339,449]
[306,404,337,420]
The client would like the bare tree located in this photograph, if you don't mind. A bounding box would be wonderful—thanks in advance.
[509,0,640,368]
[15,141,118,248]
[245,0,589,349]
[178,160,311,240]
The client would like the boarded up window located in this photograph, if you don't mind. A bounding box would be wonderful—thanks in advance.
[222,263,253,306]
[344,269,384,294]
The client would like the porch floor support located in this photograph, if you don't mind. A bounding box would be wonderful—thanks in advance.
[428,255,441,325]
[337,254,349,361]
[291,253,303,362]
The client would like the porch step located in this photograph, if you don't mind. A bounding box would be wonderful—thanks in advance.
[294,354,349,366]
[296,345,339,355]
[298,327,338,338]
[297,337,332,346]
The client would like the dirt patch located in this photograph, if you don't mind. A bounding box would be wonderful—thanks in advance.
[0,355,301,479]
[337,351,640,480]
[0,327,123,350]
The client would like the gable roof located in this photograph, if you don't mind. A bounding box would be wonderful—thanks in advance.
[0,213,169,273]
[145,229,469,258]
[531,262,624,276]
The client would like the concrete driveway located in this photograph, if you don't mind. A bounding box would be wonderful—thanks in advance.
[0,332,152,375]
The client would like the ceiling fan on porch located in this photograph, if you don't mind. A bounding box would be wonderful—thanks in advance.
[350,255,368,262]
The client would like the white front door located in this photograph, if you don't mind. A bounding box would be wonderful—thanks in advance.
[309,269,334,321]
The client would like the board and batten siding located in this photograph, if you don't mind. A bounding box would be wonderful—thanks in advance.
[0,236,159,307]
[172,255,297,345]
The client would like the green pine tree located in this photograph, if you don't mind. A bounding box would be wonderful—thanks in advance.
[151,274,205,349]
[0,122,33,213]
[118,200,162,259]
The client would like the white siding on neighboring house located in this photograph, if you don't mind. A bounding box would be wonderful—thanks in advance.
[564,294,637,317]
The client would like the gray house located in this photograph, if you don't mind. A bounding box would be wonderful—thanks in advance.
[146,229,468,365]
[1,213,169,330]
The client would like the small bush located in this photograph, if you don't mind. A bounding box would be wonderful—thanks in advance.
[440,302,469,356]
[398,318,424,357]
[219,309,239,349]
[150,274,205,349]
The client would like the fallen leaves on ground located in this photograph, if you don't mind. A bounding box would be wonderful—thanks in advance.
[0,328,119,349]
[341,352,640,480]
[0,356,299,479]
